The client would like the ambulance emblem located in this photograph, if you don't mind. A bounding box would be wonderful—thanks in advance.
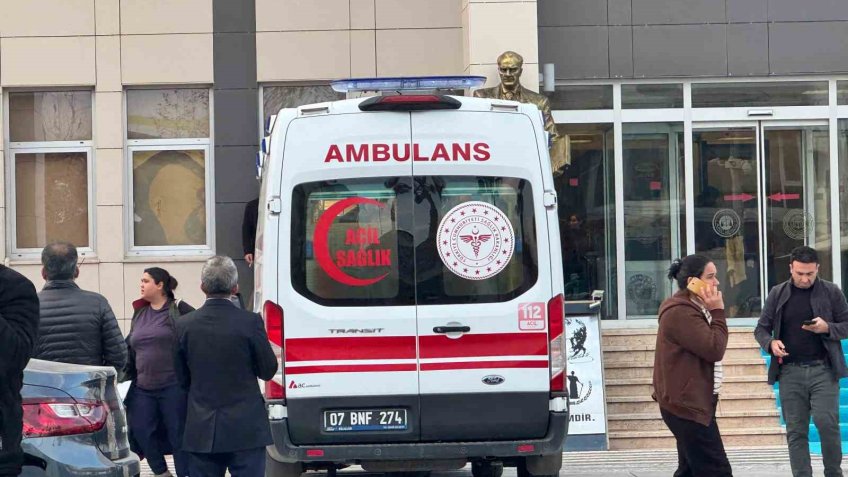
[437,201,515,280]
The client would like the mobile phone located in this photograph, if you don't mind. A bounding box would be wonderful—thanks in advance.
[687,277,708,297]
[802,319,816,326]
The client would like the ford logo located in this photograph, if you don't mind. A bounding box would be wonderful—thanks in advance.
[482,375,505,385]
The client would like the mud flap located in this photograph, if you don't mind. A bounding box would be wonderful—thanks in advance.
[525,453,562,476]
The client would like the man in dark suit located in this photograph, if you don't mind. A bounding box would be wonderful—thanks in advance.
[175,256,277,477]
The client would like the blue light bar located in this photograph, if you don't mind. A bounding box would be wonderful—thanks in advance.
[331,76,487,93]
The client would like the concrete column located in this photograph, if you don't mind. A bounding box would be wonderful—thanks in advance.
[462,0,540,92]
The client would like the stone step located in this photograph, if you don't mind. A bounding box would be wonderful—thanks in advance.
[603,358,767,380]
[609,427,786,450]
[607,392,776,414]
[605,376,770,397]
[607,410,782,432]
[604,346,763,364]
[601,327,756,348]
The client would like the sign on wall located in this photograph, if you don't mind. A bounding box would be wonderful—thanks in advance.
[565,314,607,435]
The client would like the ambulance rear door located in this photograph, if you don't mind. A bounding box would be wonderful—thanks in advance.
[280,109,420,444]
[410,108,555,441]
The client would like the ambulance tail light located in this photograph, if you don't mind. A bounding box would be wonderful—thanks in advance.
[548,293,566,395]
[358,95,461,112]
[263,300,285,400]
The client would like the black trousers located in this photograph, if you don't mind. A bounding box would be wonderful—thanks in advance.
[660,397,733,477]
[188,447,265,477]
[126,384,188,477]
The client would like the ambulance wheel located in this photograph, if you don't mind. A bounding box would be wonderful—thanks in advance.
[265,454,303,477]
[471,461,503,477]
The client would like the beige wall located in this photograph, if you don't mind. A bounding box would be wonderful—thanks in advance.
[463,0,540,92]
[256,0,465,81]
[0,0,213,325]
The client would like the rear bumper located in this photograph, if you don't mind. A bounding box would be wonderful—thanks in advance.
[22,438,140,477]
[268,411,568,463]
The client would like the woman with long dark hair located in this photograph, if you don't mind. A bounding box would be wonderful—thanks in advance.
[124,267,194,477]
[653,255,732,476]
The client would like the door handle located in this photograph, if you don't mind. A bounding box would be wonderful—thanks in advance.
[433,326,470,334]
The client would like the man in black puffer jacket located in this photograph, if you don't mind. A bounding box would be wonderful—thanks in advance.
[34,242,126,373]
[0,264,39,477]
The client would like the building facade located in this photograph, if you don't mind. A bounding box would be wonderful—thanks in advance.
[3,0,848,328]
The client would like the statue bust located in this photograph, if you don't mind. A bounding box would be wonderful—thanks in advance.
[473,51,568,174]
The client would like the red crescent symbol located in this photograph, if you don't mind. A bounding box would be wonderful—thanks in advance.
[313,196,389,287]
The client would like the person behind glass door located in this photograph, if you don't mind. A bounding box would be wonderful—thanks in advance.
[653,255,731,477]
[124,268,195,477]
[755,246,848,477]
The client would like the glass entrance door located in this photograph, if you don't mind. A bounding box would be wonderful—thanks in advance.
[692,122,831,319]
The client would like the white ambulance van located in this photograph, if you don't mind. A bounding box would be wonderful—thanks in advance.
[254,76,568,477]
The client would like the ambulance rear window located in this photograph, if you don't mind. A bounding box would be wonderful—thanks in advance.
[291,176,537,306]
[290,178,414,307]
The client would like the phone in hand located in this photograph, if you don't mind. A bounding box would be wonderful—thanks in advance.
[802,319,816,326]
[687,277,708,297]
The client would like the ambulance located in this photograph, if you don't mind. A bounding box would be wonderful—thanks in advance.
[254,76,568,477]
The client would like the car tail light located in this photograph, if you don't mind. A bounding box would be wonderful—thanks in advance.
[548,294,566,394]
[263,300,285,399]
[517,444,535,453]
[359,94,461,112]
[22,398,107,438]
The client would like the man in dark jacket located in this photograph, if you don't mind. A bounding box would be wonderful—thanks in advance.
[241,198,259,266]
[33,242,126,373]
[755,246,848,477]
[0,265,39,477]
[175,256,277,477]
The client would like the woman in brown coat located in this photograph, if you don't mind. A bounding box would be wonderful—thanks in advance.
[653,254,732,477]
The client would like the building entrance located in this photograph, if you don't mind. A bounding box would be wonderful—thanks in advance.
[692,122,831,319]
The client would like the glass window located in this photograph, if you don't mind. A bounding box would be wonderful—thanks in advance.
[7,91,94,255]
[127,89,210,140]
[692,128,761,318]
[131,148,208,247]
[764,126,831,289]
[9,91,92,142]
[291,177,413,307]
[839,120,848,295]
[290,176,538,307]
[622,123,685,318]
[622,84,683,109]
[413,176,538,305]
[838,81,848,105]
[555,123,617,319]
[127,88,212,252]
[14,151,89,249]
[692,81,828,108]
[262,85,344,129]
[548,85,613,110]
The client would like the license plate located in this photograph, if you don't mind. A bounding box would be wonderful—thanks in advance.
[323,409,408,432]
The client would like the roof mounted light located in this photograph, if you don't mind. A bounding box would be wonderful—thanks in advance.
[331,76,486,93]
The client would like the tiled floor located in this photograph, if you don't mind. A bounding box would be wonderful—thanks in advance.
[139,447,824,477]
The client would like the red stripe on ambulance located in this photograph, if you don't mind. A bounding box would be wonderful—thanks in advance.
[419,332,548,359]
[286,363,417,375]
[419,360,548,371]
[285,336,417,362]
